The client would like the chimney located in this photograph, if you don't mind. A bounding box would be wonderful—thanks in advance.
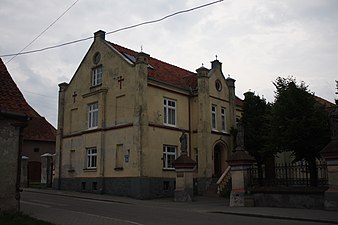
[94,30,106,41]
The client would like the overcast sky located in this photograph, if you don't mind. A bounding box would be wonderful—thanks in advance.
[1,0,337,127]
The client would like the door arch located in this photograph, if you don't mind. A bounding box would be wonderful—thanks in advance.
[213,142,228,178]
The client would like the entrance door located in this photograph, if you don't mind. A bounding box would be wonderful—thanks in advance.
[214,148,222,177]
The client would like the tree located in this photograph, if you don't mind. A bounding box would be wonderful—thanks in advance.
[269,77,330,186]
[242,91,272,183]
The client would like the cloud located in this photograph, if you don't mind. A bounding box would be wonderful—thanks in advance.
[1,0,337,126]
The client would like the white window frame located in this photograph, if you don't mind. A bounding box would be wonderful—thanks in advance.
[163,145,176,170]
[88,102,98,129]
[163,98,176,127]
[91,65,103,86]
[86,147,97,169]
[221,107,226,132]
[212,105,217,130]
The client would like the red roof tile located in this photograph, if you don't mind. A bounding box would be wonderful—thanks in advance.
[314,96,335,109]
[23,116,56,141]
[0,58,56,141]
[0,58,38,116]
[110,43,243,108]
[111,43,197,90]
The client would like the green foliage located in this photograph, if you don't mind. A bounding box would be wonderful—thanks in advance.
[242,91,271,162]
[0,212,54,225]
[270,76,330,162]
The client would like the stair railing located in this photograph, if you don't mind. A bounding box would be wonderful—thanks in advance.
[216,166,231,195]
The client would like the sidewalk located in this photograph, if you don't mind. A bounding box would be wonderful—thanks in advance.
[24,188,338,224]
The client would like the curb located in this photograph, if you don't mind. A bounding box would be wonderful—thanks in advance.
[210,211,338,224]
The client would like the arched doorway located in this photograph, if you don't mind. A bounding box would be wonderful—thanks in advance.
[213,142,228,178]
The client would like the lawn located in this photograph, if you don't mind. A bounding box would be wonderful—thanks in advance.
[0,212,54,225]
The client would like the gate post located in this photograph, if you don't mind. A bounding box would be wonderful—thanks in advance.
[21,156,29,187]
[227,149,255,207]
[41,153,53,188]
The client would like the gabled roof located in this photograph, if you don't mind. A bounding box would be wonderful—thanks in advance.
[23,115,56,142]
[314,96,335,109]
[0,58,56,142]
[110,42,243,108]
[110,43,197,90]
[0,58,38,116]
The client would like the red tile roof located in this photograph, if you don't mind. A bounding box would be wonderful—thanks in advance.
[110,43,243,108]
[314,96,335,109]
[23,115,56,142]
[111,43,197,90]
[0,58,56,142]
[0,58,38,116]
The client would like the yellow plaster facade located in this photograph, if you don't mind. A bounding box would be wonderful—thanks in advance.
[54,30,243,198]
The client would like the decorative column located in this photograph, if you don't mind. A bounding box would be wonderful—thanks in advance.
[21,156,29,188]
[227,121,255,207]
[321,92,338,210]
[173,132,197,202]
[41,153,53,188]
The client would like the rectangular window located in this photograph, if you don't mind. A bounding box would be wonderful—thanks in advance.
[212,105,217,130]
[163,98,176,126]
[91,65,103,86]
[88,102,98,129]
[163,145,176,169]
[221,107,226,132]
[86,148,97,169]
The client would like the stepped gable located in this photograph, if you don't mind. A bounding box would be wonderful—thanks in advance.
[110,43,197,90]
[0,58,38,117]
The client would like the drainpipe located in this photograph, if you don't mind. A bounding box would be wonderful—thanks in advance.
[188,96,192,156]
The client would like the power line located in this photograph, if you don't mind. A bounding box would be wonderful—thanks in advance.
[5,0,80,64]
[1,0,223,58]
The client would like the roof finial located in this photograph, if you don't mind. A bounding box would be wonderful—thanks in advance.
[202,63,204,67]
[335,80,338,95]
[141,45,143,52]
[215,54,218,60]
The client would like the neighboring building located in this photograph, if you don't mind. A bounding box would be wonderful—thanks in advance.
[0,58,56,187]
[54,30,243,199]
[22,113,56,183]
[0,58,30,211]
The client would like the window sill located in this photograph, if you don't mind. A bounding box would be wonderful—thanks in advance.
[83,168,97,172]
[114,167,123,171]
[162,168,175,171]
[87,126,98,130]
[90,84,102,89]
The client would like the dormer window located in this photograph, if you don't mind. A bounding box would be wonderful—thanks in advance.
[91,65,102,86]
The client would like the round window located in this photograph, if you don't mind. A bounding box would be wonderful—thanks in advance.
[215,79,222,92]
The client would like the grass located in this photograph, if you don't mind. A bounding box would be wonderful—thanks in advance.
[0,212,54,225]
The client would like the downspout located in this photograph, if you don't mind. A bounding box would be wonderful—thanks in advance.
[188,96,192,156]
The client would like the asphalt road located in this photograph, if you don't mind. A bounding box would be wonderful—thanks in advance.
[21,191,328,225]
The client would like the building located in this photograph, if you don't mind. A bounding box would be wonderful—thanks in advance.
[22,114,56,183]
[54,30,243,199]
[0,58,56,187]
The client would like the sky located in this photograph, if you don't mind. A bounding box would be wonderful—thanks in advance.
[1,0,338,127]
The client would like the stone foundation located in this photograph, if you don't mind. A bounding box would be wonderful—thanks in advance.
[55,177,176,199]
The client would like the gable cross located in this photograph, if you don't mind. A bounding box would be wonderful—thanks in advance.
[72,91,77,103]
[118,76,124,89]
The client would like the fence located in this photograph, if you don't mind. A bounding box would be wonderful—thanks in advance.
[248,160,328,187]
